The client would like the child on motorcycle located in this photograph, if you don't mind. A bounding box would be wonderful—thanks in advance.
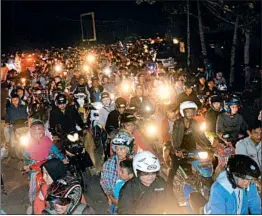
[40,166,94,214]
[110,159,134,214]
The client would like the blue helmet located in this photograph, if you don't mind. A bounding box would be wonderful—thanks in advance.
[224,98,240,113]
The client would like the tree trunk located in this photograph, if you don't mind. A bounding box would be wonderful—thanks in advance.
[187,0,191,69]
[197,0,209,77]
[229,15,240,86]
[244,29,251,88]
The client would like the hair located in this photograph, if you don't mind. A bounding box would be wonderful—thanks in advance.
[249,120,262,131]
[11,93,20,99]
[120,159,134,175]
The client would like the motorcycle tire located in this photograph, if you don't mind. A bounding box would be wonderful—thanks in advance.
[77,168,91,193]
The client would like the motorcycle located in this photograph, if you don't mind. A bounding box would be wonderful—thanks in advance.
[74,92,89,123]
[89,102,104,149]
[55,127,92,193]
[172,150,213,213]
[8,119,29,159]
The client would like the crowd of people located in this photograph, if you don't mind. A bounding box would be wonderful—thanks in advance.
[1,40,261,215]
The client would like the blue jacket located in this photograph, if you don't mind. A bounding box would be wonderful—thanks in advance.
[204,171,261,214]
[5,102,28,123]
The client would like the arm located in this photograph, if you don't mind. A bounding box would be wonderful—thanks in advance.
[205,183,227,214]
[248,184,262,214]
[216,114,226,142]
[50,144,65,160]
[100,160,115,196]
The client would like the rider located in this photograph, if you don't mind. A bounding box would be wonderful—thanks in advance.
[216,97,248,147]
[176,82,202,108]
[72,76,91,100]
[236,120,261,170]
[98,92,115,129]
[105,97,127,134]
[49,94,86,137]
[119,112,153,154]
[129,84,152,116]
[89,76,104,103]
[42,175,95,214]
[23,120,67,212]
[168,101,211,188]
[204,154,261,214]
[118,151,169,214]
[4,93,28,153]
[205,95,223,145]
[100,130,134,213]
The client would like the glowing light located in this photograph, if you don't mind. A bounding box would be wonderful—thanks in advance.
[146,124,157,135]
[198,152,208,160]
[20,135,29,147]
[83,65,90,71]
[173,38,179,44]
[54,64,62,72]
[200,122,206,131]
[86,54,95,63]
[21,78,26,83]
[103,67,112,76]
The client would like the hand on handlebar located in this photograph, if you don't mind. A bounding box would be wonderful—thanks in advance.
[62,158,69,164]
[175,151,184,158]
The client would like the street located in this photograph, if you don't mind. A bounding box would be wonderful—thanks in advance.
[1,120,108,214]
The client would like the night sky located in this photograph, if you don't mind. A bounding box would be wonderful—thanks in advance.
[2,1,169,51]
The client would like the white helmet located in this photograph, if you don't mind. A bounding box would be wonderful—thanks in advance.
[132,151,160,177]
[180,101,198,117]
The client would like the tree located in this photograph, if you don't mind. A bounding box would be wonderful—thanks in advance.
[229,15,239,86]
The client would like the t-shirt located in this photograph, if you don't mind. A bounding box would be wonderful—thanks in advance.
[114,179,126,200]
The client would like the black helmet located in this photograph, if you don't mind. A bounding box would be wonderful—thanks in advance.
[101,92,110,100]
[226,154,260,188]
[120,112,137,125]
[55,94,67,105]
[209,95,222,104]
[115,97,127,109]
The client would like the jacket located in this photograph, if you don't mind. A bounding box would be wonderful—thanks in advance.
[204,171,261,214]
[205,108,221,133]
[105,110,120,134]
[236,137,261,170]
[89,85,104,103]
[49,106,85,135]
[129,96,151,114]
[5,102,28,123]
[118,176,168,214]
[99,104,115,128]
[171,118,211,151]
[216,113,248,143]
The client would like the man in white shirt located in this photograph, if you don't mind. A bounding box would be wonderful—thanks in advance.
[236,120,261,170]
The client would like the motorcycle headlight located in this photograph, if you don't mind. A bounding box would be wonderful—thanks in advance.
[200,122,206,131]
[67,133,79,142]
[20,135,29,147]
[146,124,157,136]
[198,152,208,160]
[145,105,151,112]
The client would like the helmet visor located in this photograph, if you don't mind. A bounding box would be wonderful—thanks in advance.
[47,195,71,206]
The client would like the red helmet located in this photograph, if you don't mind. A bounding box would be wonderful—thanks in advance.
[46,176,82,214]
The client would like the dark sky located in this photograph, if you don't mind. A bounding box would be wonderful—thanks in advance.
[2,1,169,51]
